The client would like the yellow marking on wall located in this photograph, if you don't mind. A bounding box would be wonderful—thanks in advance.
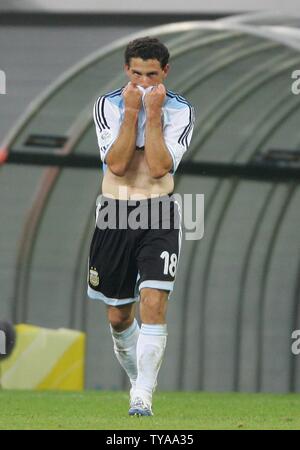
[0,324,85,391]
[37,335,85,390]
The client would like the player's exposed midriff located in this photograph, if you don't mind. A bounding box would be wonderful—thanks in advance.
[102,148,174,199]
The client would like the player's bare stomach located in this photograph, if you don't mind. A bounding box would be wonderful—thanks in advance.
[102,149,174,200]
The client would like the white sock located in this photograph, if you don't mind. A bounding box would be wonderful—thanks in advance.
[110,318,140,390]
[135,323,168,404]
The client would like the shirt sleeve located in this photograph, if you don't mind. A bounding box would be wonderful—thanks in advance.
[163,104,195,174]
[93,96,121,163]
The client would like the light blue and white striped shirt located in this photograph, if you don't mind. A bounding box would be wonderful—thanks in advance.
[93,84,195,175]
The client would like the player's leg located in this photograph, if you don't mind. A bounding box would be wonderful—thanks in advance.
[87,196,140,393]
[129,195,181,416]
[129,288,168,416]
[106,302,140,392]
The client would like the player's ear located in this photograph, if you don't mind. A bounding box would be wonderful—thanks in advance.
[162,64,170,79]
[124,63,130,77]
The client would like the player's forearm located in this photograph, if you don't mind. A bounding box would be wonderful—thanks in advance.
[105,109,139,176]
[145,112,173,178]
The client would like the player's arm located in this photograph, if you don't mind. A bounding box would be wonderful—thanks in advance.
[93,84,142,176]
[144,84,173,178]
[145,84,195,177]
[162,102,195,175]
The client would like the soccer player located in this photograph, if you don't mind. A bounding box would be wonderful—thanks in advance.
[87,36,195,416]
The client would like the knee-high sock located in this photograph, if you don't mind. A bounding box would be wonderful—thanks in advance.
[135,323,168,403]
[110,318,140,389]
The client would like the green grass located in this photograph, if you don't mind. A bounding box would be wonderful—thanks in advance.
[0,390,299,430]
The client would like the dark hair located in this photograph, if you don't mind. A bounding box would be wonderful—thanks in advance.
[124,36,170,68]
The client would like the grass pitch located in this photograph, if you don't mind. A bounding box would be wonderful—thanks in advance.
[0,390,299,430]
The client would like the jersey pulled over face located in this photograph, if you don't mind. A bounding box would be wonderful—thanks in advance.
[93,57,195,176]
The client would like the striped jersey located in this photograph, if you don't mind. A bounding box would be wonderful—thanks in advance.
[93,85,195,175]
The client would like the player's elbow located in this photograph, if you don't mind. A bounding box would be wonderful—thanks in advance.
[150,169,165,179]
[108,163,127,177]
[105,152,128,176]
[149,159,173,178]
[149,165,171,179]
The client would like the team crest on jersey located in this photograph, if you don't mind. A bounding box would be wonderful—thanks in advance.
[89,267,100,287]
[100,130,112,145]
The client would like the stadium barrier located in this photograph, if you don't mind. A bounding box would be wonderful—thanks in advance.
[0,324,85,390]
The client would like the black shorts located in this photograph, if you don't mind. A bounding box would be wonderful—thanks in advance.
[87,194,182,305]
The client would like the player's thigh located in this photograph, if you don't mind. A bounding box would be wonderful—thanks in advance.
[136,197,181,287]
[88,222,138,300]
[137,227,180,289]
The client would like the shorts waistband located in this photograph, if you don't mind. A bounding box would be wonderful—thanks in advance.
[99,193,174,206]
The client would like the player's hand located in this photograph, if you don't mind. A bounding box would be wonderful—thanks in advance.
[144,83,166,113]
[122,82,143,113]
